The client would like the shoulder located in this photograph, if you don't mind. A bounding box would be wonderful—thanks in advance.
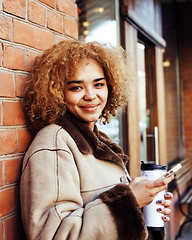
[32,124,68,147]
[24,124,73,159]
[22,124,77,172]
[35,124,67,142]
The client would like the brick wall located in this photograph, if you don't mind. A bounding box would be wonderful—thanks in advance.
[0,0,78,239]
[179,2,192,159]
[162,2,192,161]
[162,3,180,161]
[162,3,192,239]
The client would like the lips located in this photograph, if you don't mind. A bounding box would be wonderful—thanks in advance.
[80,104,99,112]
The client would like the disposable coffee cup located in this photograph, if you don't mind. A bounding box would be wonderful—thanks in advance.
[141,163,167,231]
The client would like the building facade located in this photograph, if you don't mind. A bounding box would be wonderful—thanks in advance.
[0,0,191,239]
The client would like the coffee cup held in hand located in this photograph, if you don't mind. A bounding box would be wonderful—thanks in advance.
[141,163,167,231]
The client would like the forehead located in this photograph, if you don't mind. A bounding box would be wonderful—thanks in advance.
[71,58,104,79]
[77,58,102,69]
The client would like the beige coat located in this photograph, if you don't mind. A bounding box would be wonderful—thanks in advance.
[20,112,163,240]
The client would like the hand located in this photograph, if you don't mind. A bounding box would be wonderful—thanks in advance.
[156,192,173,222]
[129,174,174,208]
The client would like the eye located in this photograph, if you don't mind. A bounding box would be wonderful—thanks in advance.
[95,82,105,87]
[69,86,82,91]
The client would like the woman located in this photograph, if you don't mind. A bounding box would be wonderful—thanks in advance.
[20,40,174,240]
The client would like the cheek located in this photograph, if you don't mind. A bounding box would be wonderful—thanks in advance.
[101,88,108,103]
[64,92,80,105]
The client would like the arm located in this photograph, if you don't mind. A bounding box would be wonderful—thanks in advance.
[20,146,148,240]
[20,148,84,240]
[21,148,119,240]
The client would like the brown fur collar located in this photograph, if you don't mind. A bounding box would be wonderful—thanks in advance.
[56,111,129,169]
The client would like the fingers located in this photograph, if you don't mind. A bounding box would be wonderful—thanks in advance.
[162,216,170,222]
[157,199,172,207]
[147,181,167,195]
[157,207,171,215]
[156,192,173,207]
[156,191,173,222]
[147,180,165,190]
[157,204,171,222]
[156,173,175,186]
[164,192,173,200]
[157,208,171,222]
[147,174,175,194]
[129,176,174,208]
[161,174,175,185]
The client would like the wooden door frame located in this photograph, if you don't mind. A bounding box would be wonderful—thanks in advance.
[121,21,167,177]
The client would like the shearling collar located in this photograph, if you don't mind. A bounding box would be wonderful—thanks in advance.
[56,111,129,170]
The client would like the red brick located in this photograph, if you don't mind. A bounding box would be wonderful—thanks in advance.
[3,0,26,19]
[26,50,40,72]
[0,70,14,97]
[3,45,25,71]
[0,104,1,125]
[0,130,17,156]
[54,34,67,44]
[39,0,55,9]
[64,17,78,39]
[0,15,12,41]
[179,4,192,159]
[56,0,78,19]
[5,214,25,240]
[13,19,53,50]
[0,221,3,239]
[47,10,63,33]
[0,43,2,66]
[18,128,34,153]
[28,1,46,26]
[0,161,3,187]
[0,187,16,217]
[4,158,22,184]
[15,73,30,97]
[3,101,26,126]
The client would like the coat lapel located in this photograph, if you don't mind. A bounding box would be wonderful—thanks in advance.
[56,111,129,169]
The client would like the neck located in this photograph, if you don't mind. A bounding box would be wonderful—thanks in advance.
[88,122,95,131]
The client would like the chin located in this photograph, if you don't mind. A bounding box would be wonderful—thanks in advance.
[83,118,98,123]
[81,115,99,123]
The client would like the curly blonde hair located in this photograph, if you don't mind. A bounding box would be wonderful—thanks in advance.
[24,39,134,132]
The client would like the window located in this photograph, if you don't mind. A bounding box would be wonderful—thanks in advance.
[137,41,159,164]
[77,0,123,146]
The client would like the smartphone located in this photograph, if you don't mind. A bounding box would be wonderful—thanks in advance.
[158,163,182,180]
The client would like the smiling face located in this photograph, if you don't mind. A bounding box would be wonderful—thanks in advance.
[64,58,108,130]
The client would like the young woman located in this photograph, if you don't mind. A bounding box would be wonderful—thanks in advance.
[20,40,174,240]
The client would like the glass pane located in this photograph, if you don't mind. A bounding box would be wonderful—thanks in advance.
[77,0,122,146]
[97,118,121,145]
[77,0,118,45]
[137,42,147,162]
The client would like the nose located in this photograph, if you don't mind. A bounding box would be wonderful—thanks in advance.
[83,87,96,101]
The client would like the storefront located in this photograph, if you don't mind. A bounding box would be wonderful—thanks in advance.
[77,0,167,178]
[76,1,192,239]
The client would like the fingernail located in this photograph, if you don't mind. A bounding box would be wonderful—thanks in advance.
[163,216,167,221]
[174,174,176,177]
[157,200,162,204]
[157,208,162,212]
[165,192,169,197]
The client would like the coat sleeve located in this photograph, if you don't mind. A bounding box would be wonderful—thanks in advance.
[20,144,149,240]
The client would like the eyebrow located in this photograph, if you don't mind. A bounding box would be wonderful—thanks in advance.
[67,77,106,85]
